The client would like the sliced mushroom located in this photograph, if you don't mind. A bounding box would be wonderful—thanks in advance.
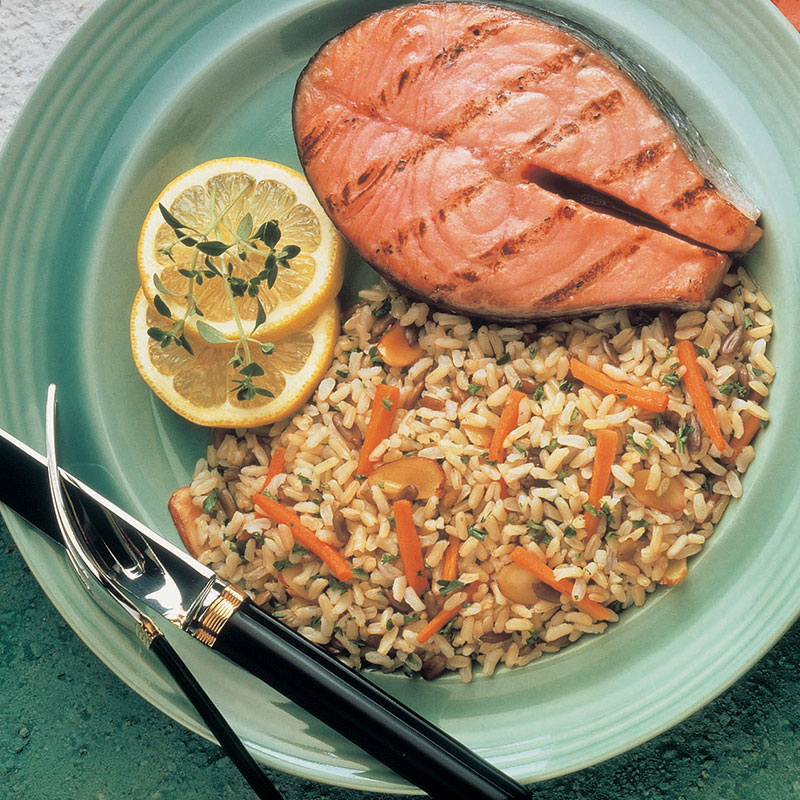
[421,653,448,680]
[658,557,688,586]
[496,562,540,605]
[277,563,312,600]
[481,631,512,644]
[217,487,238,519]
[630,470,685,513]
[367,456,446,500]
[168,486,205,559]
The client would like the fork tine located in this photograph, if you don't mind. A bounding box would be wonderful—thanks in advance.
[45,385,143,624]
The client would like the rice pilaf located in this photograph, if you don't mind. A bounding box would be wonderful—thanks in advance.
[183,266,772,682]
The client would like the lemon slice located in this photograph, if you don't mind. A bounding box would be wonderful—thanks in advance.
[137,157,344,341]
[130,288,339,427]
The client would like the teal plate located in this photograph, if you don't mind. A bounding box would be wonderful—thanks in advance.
[1,0,799,792]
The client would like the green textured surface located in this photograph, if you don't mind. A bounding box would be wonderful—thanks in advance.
[4,510,800,799]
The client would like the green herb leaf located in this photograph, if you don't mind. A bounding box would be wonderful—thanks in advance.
[196,319,229,344]
[152,294,172,319]
[467,525,487,541]
[372,297,391,318]
[719,381,748,398]
[583,501,599,518]
[236,212,253,239]
[437,579,466,595]
[202,488,219,514]
[257,220,281,249]
[496,352,511,365]
[662,371,680,387]
[196,240,230,256]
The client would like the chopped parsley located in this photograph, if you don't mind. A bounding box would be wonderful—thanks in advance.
[719,381,748,398]
[437,579,466,595]
[468,382,481,396]
[662,371,681,387]
[496,352,511,365]
[372,297,391,317]
[676,421,694,454]
[202,488,219,514]
[467,525,487,541]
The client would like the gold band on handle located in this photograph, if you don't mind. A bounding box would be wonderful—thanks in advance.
[192,585,247,647]
[136,617,161,649]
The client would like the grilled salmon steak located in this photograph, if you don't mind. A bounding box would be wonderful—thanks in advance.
[293,2,761,319]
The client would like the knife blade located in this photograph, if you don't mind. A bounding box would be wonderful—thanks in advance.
[0,426,530,800]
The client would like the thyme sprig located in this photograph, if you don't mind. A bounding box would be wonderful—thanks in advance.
[147,191,300,401]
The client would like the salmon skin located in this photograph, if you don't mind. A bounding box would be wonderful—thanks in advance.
[293,2,761,320]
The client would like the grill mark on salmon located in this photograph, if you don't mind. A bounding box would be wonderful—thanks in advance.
[598,140,671,185]
[476,204,574,266]
[293,2,761,320]
[671,178,715,210]
[535,235,647,309]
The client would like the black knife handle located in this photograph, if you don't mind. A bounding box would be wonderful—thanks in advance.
[148,629,284,800]
[214,600,530,800]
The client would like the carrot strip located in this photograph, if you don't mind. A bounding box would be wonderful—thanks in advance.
[489,389,526,463]
[569,358,668,413]
[441,535,460,582]
[357,384,401,476]
[583,428,618,538]
[727,413,762,463]
[675,341,728,453]
[253,494,354,582]
[393,499,428,596]
[510,546,611,621]
[259,446,286,491]
[416,583,481,644]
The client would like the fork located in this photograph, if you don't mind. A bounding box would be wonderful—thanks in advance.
[44,385,284,800]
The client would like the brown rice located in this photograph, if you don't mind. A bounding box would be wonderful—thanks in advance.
[182,266,772,682]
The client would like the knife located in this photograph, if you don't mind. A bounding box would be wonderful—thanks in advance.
[0,425,530,800]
